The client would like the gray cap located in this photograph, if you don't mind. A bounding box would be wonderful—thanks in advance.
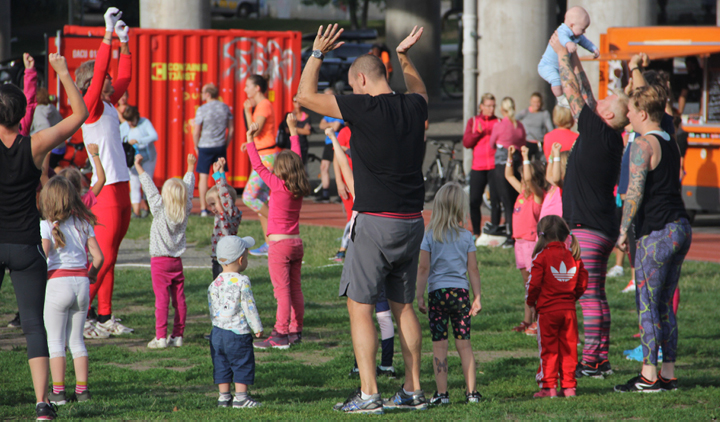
[216,235,255,265]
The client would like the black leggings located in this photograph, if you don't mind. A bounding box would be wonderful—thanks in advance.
[469,170,491,235]
[492,164,520,237]
[0,244,49,359]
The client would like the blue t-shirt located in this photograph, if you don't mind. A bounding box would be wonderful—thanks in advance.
[323,116,344,144]
[420,228,476,292]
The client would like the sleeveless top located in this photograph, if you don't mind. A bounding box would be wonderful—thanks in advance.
[635,132,688,238]
[539,185,563,220]
[81,102,130,186]
[0,135,42,245]
[513,192,543,241]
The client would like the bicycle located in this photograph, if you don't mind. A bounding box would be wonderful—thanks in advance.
[441,56,463,99]
[424,139,466,202]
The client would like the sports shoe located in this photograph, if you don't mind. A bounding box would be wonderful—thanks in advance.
[376,365,396,378]
[622,279,636,293]
[658,374,678,391]
[614,374,662,393]
[48,390,68,405]
[512,321,529,332]
[625,345,643,362]
[200,210,209,217]
[83,320,110,339]
[233,395,262,408]
[333,388,384,414]
[348,365,360,377]
[501,238,515,249]
[429,391,450,406]
[288,331,302,345]
[466,391,482,403]
[524,322,538,336]
[7,312,20,328]
[330,250,346,262]
[598,360,613,376]
[249,243,269,256]
[575,361,603,379]
[96,316,134,335]
[148,337,168,349]
[533,388,557,398]
[76,390,92,402]
[558,387,576,397]
[36,402,58,421]
[167,336,183,347]
[253,333,290,349]
[383,386,428,410]
[218,394,232,408]
[607,265,624,278]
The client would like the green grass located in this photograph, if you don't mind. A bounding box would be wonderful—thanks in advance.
[1,219,720,419]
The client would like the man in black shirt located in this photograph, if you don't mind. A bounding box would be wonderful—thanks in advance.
[550,31,630,378]
[297,25,429,413]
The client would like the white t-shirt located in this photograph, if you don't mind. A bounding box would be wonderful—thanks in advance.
[40,217,95,271]
[82,102,130,186]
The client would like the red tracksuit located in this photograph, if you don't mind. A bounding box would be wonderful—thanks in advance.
[526,241,588,389]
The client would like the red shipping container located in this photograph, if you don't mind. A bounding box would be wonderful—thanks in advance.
[47,25,302,190]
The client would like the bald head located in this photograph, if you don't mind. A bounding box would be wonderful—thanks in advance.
[349,54,387,83]
[565,6,591,28]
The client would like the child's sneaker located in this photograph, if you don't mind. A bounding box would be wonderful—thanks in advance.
[333,389,384,414]
[288,331,302,345]
[622,279,636,293]
[558,387,576,397]
[524,322,538,336]
[249,243,269,256]
[148,337,168,349]
[607,265,624,277]
[466,391,482,403]
[330,250,345,262]
[533,388,558,398]
[512,321,529,332]
[83,320,110,339]
[575,361,603,379]
[429,391,450,406]
[7,312,20,328]
[658,374,678,391]
[348,365,360,377]
[383,386,428,410]
[48,390,68,405]
[376,365,396,378]
[200,210,209,217]
[167,336,183,347]
[624,345,643,362]
[598,360,613,376]
[35,402,58,421]
[253,333,290,349]
[233,395,262,408]
[76,390,92,402]
[218,395,232,408]
[96,316,134,335]
[614,374,662,393]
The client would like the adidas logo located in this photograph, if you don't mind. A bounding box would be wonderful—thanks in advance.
[551,261,576,282]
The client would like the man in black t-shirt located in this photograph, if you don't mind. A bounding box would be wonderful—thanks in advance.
[550,32,630,378]
[297,25,429,412]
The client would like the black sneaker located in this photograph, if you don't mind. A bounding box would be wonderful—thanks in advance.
[429,391,450,406]
[598,360,613,376]
[36,402,58,421]
[575,361,603,379]
[501,238,515,249]
[7,312,20,328]
[48,390,68,405]
[466,390,482,403]
[658,375,678,391]
[383,385,428,410]
[333,388,384,414]
[218,394,232,408]
[376,365,396,379]
[614,375,662,393]
[348,365,360,377]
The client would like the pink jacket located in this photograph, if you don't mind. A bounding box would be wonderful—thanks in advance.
[462,114,498,171]
[20,67,37,136]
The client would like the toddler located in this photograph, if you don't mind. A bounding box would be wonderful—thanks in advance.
[208,235,264,408]
[538,6,599,107]
[416,182,482,405]
[206,157,242,279]
[526,215,588,398]
[136,153,195,349]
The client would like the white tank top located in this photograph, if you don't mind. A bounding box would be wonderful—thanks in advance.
[81,102,130,186]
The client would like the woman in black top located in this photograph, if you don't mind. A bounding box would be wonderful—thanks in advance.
[615,85,691,393]
[0,53,88,418]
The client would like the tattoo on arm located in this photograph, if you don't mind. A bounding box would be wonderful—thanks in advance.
[620,137,652,233]
[557,53,585,120]
[576,70,597,111]
[434,357,448,374]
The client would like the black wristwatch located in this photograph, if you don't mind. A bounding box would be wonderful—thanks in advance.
[311,49,325,61]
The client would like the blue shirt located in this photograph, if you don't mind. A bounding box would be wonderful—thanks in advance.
[541,23,597,67]
[420,228,476,292]
[323,116,344,144]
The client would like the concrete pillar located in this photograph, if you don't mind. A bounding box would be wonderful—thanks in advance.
[0,0,10,62]
[385,0,442,99]
[462,0,478,175]
[567,0,656,95]
[476,0,555,114]
[717,0,720,25]
[140,0,210,29]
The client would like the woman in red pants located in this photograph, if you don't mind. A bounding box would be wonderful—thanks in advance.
[75,7,134,337]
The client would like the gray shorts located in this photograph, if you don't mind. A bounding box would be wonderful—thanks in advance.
[339,213,424,304]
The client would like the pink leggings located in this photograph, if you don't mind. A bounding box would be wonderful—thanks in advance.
[268,239,304,335]
[150,257,186,339]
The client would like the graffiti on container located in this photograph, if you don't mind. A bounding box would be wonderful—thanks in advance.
[222,38,296,88]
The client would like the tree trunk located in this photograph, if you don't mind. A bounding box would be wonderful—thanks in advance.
[348,0,359,30]
[361,0,370,29]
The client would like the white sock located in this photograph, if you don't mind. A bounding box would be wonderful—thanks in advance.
[219,392,231,400]
[403,387,414,395]
[360,390,373,400]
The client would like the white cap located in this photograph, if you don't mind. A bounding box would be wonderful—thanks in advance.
[216,235,255,265]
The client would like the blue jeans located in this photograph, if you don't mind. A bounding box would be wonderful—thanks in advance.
[210,327,255,385]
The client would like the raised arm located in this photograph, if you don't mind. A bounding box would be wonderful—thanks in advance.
[19,53,37,137]
[628,53,650,89]
[296,24,343,118]
[83,8,120,118]
[570,51,597,111]
[135,154,164,216]
[577,34,598,55]
[184,155,197,214]
[550,31,587,120]
[109,20,132,105]
[617,135,653,250]
[549,143,563,188]
[31,54,89,169]
[504,146,523,194]
[286,113,301,156]
[396,26,428,104]
[245,123,285,191]
[212,161,241,219]
[87,143,106,196]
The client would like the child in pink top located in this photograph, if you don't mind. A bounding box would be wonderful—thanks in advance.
[539,142,569,220]
[505,145,546,336]
[246,115,311,350]
[57,143,106,209]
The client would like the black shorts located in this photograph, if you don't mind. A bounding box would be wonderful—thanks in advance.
[428,288,471,341]
[210,327,255,385]
[322,143,334,161]
[197,146,227,174]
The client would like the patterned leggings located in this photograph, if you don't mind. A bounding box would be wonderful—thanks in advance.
[242,153,276,212]
[634,218,692,365]
[573,228,614,364]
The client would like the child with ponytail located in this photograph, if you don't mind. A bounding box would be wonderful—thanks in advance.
[41,177,104,405]
[526,215,588,398]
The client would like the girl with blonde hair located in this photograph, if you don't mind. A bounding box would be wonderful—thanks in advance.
[135,153,196,349]
[416,182,483,405]
[40,176,104,405]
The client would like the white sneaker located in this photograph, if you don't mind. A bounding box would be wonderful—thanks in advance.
[83,320,110,339]
[148,337,168,349]
[557,95,570,108]
[622,279,636,293]
[200,210,208,217]
[607,265,624,278]
[96,316,134,335]
[167,336,183,347]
